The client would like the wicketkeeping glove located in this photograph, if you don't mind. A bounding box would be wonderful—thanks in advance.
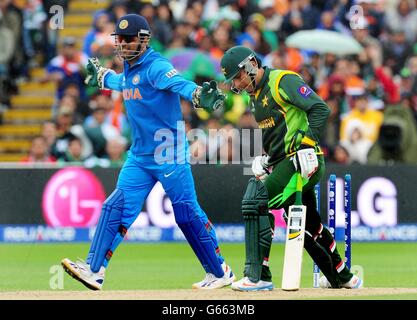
[84,58,111,89]
[192,80,225,111]
[292,147,318,179]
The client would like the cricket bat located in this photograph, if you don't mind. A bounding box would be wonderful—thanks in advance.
[281,173,307,291]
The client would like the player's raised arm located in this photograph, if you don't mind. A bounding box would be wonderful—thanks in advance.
[147,60,225,112]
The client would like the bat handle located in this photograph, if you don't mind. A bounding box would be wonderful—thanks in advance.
[294,173,303,205]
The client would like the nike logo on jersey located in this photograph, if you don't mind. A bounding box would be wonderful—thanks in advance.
[164,169,176,178]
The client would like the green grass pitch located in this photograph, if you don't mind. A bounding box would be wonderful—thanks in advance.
[1,242,417,296]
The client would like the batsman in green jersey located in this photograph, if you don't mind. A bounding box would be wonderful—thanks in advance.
[220,46,363,291]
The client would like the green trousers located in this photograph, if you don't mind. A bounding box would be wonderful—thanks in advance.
[247,156,352,286]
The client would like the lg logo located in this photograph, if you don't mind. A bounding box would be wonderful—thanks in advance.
[42,168,105,227]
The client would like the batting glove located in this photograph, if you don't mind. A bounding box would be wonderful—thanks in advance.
[292,147,318,179]
[252,154,270,181]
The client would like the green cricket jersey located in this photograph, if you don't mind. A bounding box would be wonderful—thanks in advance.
[250,67,330,165]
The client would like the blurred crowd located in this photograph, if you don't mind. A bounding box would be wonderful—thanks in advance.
[2,0,417,166]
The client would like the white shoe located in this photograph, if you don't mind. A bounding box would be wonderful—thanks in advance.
[61,258,105,290]
[192,262,236,289]
[342,275,363,289]
[318,275,332,288]
[319,275,363,289]
[231,277,274,291]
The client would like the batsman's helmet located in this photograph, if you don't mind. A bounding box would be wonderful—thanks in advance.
[221,46,259,83]
[112,14,151,61]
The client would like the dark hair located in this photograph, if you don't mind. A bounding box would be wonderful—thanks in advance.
[68,136,82,144]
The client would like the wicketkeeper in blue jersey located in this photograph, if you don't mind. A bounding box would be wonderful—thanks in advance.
[61,14,235,290]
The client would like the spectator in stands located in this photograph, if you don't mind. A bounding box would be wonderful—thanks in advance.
[0,8,15,114]
[58,135,85,163]
[50,106,76,159]
[330,143,351,165]
[61,80,90,119]
[83,10,110,57]
[210,20,234,57]
[317,10,336,31]
[104,136,128,166]
[321,75,347,153]
[367,43,400,105]
[21,135,56,163]
[385,0,417,44]
[263,49,287,70]
[340,90,384,145]
[86,93,111,117]
[89,23,116,64]
[319,53,337,80]
[22,0,47,65]
[248,13,279,52]
[406,55,417,110]
[382,29,413,76]
[50,105,93,161]
[400,67,415,97]
[84,136,128,168]
[169,21,195,48]
[107,0,128,24]
[1,0,25,80]
[57,95,84,125]
[153,1,174,48]
[240,19,271,57]
[357,46,376,81]
[181,99,201,130]
[263,34,303,70]
[257,0,283,33]
[237,110,257,129]
[83,106,121,158]
[41,120,57,154]
[281,0,321,36]
[182,4,206,47]
[42,36,89,101]
[0,0,23,106]
[340,123,373,164]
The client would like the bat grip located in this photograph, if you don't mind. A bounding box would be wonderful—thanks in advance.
[294,173,303,205]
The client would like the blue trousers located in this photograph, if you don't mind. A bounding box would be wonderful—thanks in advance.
[86,152,225,273]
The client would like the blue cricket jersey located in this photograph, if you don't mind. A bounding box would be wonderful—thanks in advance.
[104,48,197,162]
